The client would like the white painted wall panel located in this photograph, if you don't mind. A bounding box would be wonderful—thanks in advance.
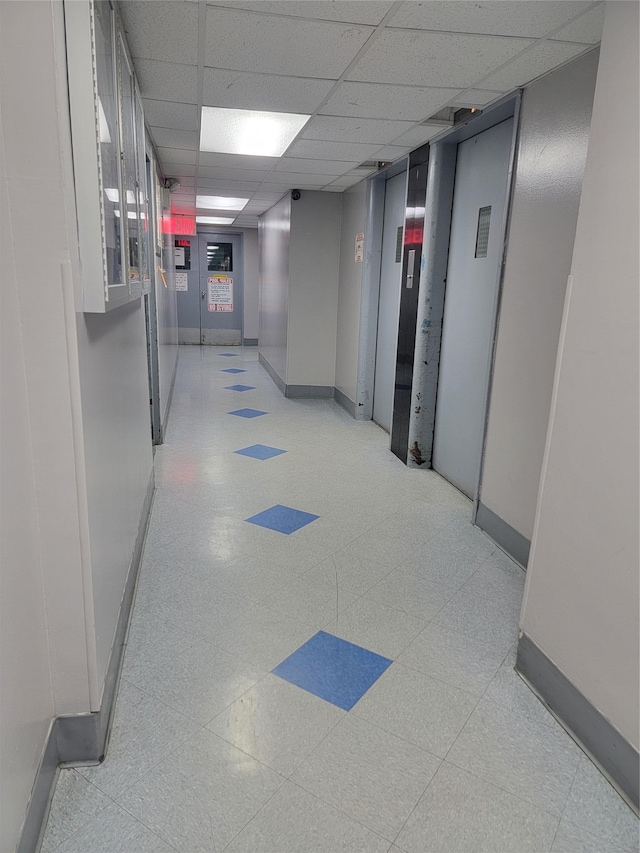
[480,49,598,539]
[335,180,367,404]
[521,2,639,748]
[288,191,342,386]
[259,195,291,383]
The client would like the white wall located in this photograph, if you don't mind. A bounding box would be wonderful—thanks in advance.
[258,194,291,383]
[155,177,179,427]
[242,228,259,340]
[288,191,342,387]
[480,49,599,542]
[335,180,367,404]
[521,0,639,748]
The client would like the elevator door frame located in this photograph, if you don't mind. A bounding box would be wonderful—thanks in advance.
[408,92,522,522]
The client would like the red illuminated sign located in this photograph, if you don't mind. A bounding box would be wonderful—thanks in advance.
[175,239,191,247]
[162,215,196,236]
[404,227,424,245]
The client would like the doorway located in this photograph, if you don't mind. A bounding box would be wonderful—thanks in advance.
[176,232,243,345]
[432,118,514,498]
[372,169,407,432]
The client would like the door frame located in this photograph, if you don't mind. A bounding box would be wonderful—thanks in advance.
[356,158,409,422]
[407,92,522,522]
[196,228,244,344]
[144,147,162,444]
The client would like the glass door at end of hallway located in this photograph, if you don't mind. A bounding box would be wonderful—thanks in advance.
[176,232,243,346]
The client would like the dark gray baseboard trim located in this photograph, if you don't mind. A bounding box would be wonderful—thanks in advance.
[243,338,258,346]
[258,351,286,395]
[159,348,179,444]
[19,471,155,853]
[285,385,334,399]
[517,633,639,814]
[334,387,356,418]
[475,501,530,568]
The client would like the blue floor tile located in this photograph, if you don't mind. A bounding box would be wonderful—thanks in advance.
[221,368,247,374]
[229,408,268,419]
[225,384,256,392]
[272,631,393,711]
[219,352,239,357]
[246,504,318,534]
[235,444,287,461]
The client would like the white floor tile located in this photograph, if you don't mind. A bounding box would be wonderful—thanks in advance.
[53,802,173,852]
[292,714,440,841]
[325,597,427,659]
[364,567,454,621]
[352,663,477,758]
[551,820,629,853]
[207,674,344,776]
[223,781,390,853]
[40,770,111,853]
[395,761,558,853]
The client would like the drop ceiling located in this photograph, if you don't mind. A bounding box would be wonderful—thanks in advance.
[118,0,603,228]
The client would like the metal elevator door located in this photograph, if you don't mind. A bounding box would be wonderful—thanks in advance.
[432,118,513,498]
[373,170,406,432]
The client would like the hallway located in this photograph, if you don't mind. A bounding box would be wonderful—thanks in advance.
[40,347,638,853]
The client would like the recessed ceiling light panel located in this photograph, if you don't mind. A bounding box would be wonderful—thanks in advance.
[196,195,249,211]
[195,216,235,225]
[200,107,311,158]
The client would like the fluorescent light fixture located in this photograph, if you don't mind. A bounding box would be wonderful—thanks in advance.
[105,188,137,204]
[196,195,249,211]
[196,216,235,225]
[200,107,311,157]
[97,97,111,143]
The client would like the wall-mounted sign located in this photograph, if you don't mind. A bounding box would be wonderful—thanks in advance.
[354,232,364,263]
[162,215,196,235]
[208,275,233,312]
[175,272,188,291]
[174,246,185,266]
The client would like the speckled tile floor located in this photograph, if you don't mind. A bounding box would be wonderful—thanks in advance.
[41,346,639,853]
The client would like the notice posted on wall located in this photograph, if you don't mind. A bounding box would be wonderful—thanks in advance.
[354,232,364,263]
[175,272,188,292]
[208,275,233,312]
[174,246,185,266]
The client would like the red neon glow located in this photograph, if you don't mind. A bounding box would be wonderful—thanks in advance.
[404,227,424,245]
[162,215,196,236]
[175,239,191,247]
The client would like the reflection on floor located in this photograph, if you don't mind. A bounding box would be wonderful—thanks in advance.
[41,346,639,853]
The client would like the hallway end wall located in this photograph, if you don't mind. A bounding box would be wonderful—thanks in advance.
[335,180,367,411]
[478,49,599,551]
[520,0,639,784]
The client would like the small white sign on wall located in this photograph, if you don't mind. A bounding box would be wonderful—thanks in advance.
[175,272,188,291]
[208,275,233,312]
[355,232,365,263]
[174,246,185,266]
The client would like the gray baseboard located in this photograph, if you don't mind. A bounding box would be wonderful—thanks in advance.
[19,471,155,853]
[243,338,258,346]
[475,501,530,568]
[285,384,334,399]
[334,387,356,417]
[258,352,286,394]
[517,633,639,814]
[159,347,179,444]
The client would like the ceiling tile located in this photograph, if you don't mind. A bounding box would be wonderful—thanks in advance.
[325,173,368,188]
[170,197,196,214]
[150,128,198,151]
[249,192,287,202]
[449,89,507,107]
[204,7,374,78]
[162,163,196,177]
[198,152,279,171]
[264,173,336,186]
[206,1,394,25]
[254,182,293,193]
[347,30,533,88]
[388,1,592,38]
[550,4,604,44]
[276,157,358,175]
[202,68,334,114]
[119,1,199,65]
[133,59,198,104]
[157,147,197,165]
[373,145,411,161]
[320,82,456,121]
[170,176,195,188]
[320,186,345,192]
[479,40,590,90]
[196,178,263,191]
[143,99,199,131]
[300,115,416,144]
[286,139,383,161]
[197,166,270,181]
[389,124,445,148]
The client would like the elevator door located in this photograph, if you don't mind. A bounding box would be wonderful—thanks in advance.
[373,170,406,432]
[432,118,513,498]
